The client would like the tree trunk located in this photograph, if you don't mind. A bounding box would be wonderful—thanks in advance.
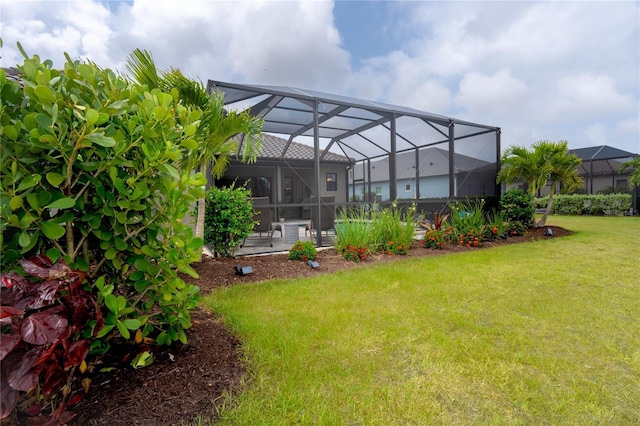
[194,165,214,260]
[536,184,556,227]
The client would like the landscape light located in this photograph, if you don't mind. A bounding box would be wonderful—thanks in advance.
[545,228,553,236]
[234,265,253,276]
[307,260,320,269]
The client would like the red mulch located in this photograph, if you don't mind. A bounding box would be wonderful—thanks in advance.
[64,226,570,426]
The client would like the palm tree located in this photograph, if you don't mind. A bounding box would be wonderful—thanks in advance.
[498,140,582,227]
[125,49,262,256]
[620,156,640,189]
[537,142,582,227]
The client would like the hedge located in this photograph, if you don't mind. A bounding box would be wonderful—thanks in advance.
[535,194,632,216]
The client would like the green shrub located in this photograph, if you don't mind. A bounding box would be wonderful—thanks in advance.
[1,51,203,350]
[288,240,317,261]
[535,194,631,216]
[204,185,255,257]
[500,189,535,227]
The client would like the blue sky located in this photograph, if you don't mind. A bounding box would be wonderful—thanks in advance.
[1,0,638,155]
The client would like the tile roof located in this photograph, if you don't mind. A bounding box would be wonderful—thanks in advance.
[239,133,352,163]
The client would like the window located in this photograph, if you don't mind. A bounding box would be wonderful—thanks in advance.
[405,183,411,192]
[616,179,627,188]
[375,186,382,195]
[326,173,337,191]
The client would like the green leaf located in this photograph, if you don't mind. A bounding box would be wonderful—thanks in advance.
[122,318,141,330]
[45,172,66,186]
[16,174,42,192]
[86,133,116,147]
[45,248,61,263]
[116,321,130,340]
[105,294,118,314]
[178,264,199,279]
[114,236,127,251]
[86,108,99,126]
[105,247,117,260]
[45,197,76,210]
[18,231,30,248]
[131,351,153,369]
[34,85,57,104]
[38,220,65,239]
[9,195,23,210]
[95,324,115,339]
[181,138,198,150]
[3,125,18,141]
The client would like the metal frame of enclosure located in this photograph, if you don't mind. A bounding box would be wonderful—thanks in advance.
[207,80,501,246]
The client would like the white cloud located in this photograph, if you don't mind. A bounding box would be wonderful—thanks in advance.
[1,0,638,154]
[454,69,530,119]
[547,73,636,121]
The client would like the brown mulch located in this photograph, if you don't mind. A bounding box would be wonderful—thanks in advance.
[69,226,570,426]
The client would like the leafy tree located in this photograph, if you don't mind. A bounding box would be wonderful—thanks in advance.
[1,46,205,349]
[498,140,582,227]
[620,156,640,188]
[125,49,262,256]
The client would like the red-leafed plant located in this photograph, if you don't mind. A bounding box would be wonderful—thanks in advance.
[0,255,103,424]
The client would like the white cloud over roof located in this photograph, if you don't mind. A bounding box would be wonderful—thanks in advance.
[1,0,637,154]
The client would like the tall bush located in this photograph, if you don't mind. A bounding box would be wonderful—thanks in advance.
[499,189,535,227]
[1,50,205,349]
[203,185,255,257]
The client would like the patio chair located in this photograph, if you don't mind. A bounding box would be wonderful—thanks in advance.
[306,196,335,238]
[241,197,282,247]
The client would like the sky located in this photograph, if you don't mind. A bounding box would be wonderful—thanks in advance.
[1,0,639,155]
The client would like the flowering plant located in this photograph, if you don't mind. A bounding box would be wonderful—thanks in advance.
[422,230,447,249]
[383,241,408,255]
[288,240,317,261]
[339,245,367,262]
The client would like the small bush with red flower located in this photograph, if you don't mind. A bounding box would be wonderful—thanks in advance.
[458,228,483,248]
[422,230,448,249]
[288,241,317,261]
[383,241,408,255]
[339,245,368,262]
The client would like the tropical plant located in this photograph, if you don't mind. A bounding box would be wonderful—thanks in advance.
[125,49,263,253]
[204,185,255,257]
[1,255,102,423]
[287,240,317,262]
[498,140,582,227]
[1,47,204,350]
[620,156,640,189]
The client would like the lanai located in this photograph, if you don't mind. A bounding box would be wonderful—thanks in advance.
[207,80,501,247]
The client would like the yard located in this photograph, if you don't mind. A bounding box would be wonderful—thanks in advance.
[205,216,639,425]
[71,216,639,425]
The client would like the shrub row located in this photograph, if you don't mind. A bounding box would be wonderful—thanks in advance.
[535,194,631,216]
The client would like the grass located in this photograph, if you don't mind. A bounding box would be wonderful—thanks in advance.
[203,216,640,425]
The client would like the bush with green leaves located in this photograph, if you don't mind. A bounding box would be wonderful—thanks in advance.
[535,194,631,216]
[203,185,255,257]
[287,240,317,261]
[1,49,205,348]
[499,189,535,227]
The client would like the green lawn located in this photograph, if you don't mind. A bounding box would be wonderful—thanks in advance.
[203,216,640,425]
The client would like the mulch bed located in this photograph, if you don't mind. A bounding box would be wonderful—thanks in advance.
[67,226,571,425]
